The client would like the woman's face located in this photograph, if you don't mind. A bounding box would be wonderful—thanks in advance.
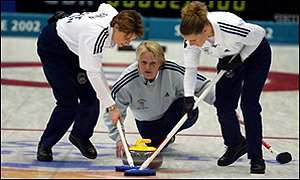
[112,25,136,47]
[183,33,208,47]
[182,24,212,47]
[138,52,161,80]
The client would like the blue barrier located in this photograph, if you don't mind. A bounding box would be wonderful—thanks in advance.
[1,12,298,44]
[1,13,50,37]
[146,17,182,41]
[249,21,298,44]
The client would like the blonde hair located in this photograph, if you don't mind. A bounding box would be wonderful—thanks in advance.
[180,1,209,35]
[136,41,165,64]
[111,10,144,38]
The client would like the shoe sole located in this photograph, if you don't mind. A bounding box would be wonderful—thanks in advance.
[250,171,265,175]
[37,156,53,162]
[250,167,265,174]
[69,135,97,159]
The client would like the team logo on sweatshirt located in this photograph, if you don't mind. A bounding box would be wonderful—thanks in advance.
[136,99,149,110]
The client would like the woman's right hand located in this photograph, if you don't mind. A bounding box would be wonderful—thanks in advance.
[116,140,124,158]
[107,105,121,125]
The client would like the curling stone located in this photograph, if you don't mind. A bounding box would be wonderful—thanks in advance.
[122,139,163,169]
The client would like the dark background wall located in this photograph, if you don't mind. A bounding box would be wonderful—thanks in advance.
[2,1,299,22]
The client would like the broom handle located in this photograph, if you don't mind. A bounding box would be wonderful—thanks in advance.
[262,141,277,154]
[116,120,135,167]
[139,70,226,170]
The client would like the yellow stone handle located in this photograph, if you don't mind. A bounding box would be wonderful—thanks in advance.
[134,138,152,146]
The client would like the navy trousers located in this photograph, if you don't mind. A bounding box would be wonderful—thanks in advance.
[37,23,100,149]
[135,97,199,147]
[214,38,271,160]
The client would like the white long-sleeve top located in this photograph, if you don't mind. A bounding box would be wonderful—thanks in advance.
[56,3,118,108]
[183,11,266,96]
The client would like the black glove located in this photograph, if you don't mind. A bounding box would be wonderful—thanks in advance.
[219,54,243,71]
[47,11,68,24]
[183,97,195,119]
[218,54,243,78]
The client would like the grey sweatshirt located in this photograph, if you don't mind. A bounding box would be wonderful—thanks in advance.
[104,60,215,141]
